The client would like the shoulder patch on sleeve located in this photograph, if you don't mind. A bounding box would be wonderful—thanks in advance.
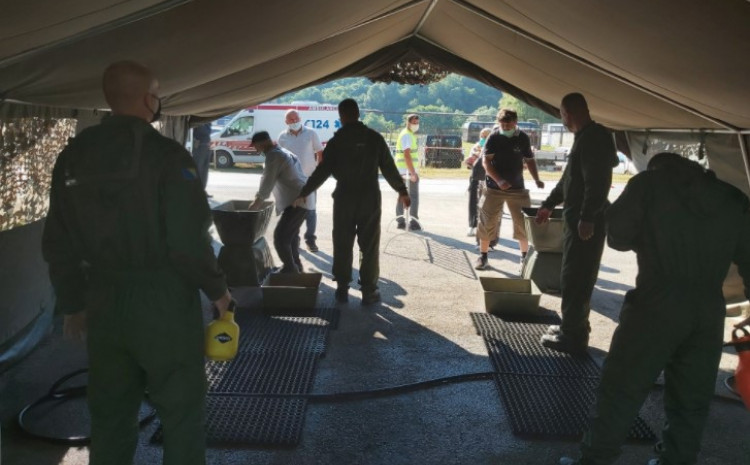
[181,167,199,180]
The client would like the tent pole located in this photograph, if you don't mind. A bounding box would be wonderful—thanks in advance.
[739,133,750,191]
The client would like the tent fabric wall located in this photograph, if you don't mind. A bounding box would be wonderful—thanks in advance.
[0,219,55,373]
[624,131,750,196]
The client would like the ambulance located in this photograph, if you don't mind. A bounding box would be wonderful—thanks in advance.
[210,102,340,167]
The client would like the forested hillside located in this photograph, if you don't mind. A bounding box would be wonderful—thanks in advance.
[274,74,559,134]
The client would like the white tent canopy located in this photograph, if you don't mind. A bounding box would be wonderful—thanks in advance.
[1,0,749,186]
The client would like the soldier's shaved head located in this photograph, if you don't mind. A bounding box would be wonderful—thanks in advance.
[102,61,159,119]
[338,98,360,124]
[560,92,592,132]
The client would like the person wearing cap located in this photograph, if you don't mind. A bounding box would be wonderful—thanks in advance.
[249,131,308,273]
[559,152,750,465]
[535,93,619,355]
[298,99,410,305]
[475,108,544,271]
[394,113,421,230]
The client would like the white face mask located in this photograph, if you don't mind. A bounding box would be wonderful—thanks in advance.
[409,123,419,133]
[288,122,303,131]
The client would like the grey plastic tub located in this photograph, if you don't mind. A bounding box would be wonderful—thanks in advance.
[521,207,565,253]
[212,200,274,246]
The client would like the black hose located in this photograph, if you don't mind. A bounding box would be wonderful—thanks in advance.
[16,368,157,446]
[17,365,745,446]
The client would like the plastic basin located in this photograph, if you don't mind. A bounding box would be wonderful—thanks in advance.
[212,200,274,246]
[521,207,565,253]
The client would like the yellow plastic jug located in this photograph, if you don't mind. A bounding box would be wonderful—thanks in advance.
[205,300,239,361]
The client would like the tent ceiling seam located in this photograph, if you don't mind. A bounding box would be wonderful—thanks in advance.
[413,0,440,35]
[449,0,739,132]
[322,0,426,43]
[0,0,193,69]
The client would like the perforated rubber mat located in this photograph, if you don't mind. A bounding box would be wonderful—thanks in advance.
[152,309,337,447]
[151,396,307,447]
[494,374,655,441]
[485,335,600,378]
[472,312,656,441]
[471,312,562,337]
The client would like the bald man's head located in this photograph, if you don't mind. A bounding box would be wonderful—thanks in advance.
[560,92,591,132]
[102,61,159,120]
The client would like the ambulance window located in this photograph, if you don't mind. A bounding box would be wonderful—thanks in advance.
[223,116,254,137]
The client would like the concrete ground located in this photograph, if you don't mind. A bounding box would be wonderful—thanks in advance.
[1,169,749,465]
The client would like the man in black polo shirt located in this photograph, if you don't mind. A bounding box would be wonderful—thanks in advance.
[475,109,544,270]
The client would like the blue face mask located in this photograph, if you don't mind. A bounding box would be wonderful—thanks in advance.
[479,137,487,147]
[501,128,515,137]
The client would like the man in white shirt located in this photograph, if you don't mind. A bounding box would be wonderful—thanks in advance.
[278,110,324,252]
[249,131,308,273]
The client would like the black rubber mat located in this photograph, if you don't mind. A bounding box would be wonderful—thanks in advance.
[206,352,319,394]
[237,319,329,356]
[472,312,656,441]
[151,396,307,447]
[485,334,600,378]
[471,312,562,337]
[494,374,656,441]
[152,309,336,447]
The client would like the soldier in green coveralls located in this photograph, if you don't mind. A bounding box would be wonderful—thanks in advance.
[536,93,619,355]
[560,153,750,465]
[42,61,232,465]
[298,99,410,305]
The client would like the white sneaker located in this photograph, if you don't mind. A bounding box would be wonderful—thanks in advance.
[467,227,476,236]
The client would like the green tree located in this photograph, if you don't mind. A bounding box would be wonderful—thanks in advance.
[470,105,498,122]
[498,94,559,125]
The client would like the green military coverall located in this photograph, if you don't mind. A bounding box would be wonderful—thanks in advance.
[578,155,750,464]
[299,121,407,295]
[541,122,619,344]
[42,115,227,465]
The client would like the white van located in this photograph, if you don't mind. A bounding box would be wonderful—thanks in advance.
[210,102,340,167]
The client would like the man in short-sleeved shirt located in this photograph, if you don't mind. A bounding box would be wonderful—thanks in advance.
[475,109,544,271]
[278,110,323,252]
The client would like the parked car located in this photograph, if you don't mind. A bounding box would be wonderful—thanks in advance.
[424,135,463,168]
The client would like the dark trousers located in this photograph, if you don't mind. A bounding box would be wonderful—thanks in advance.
[580,290,725,464]
[192,144,211,191]
[87,271,206,465]
[273,206,307,272]
[333,195,381,294]
[559,214,606,341]
[468,176,480,228]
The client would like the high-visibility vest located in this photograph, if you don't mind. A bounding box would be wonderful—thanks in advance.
[395,128,418,171]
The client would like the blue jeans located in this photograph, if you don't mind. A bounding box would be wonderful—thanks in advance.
[304,209,317,242]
